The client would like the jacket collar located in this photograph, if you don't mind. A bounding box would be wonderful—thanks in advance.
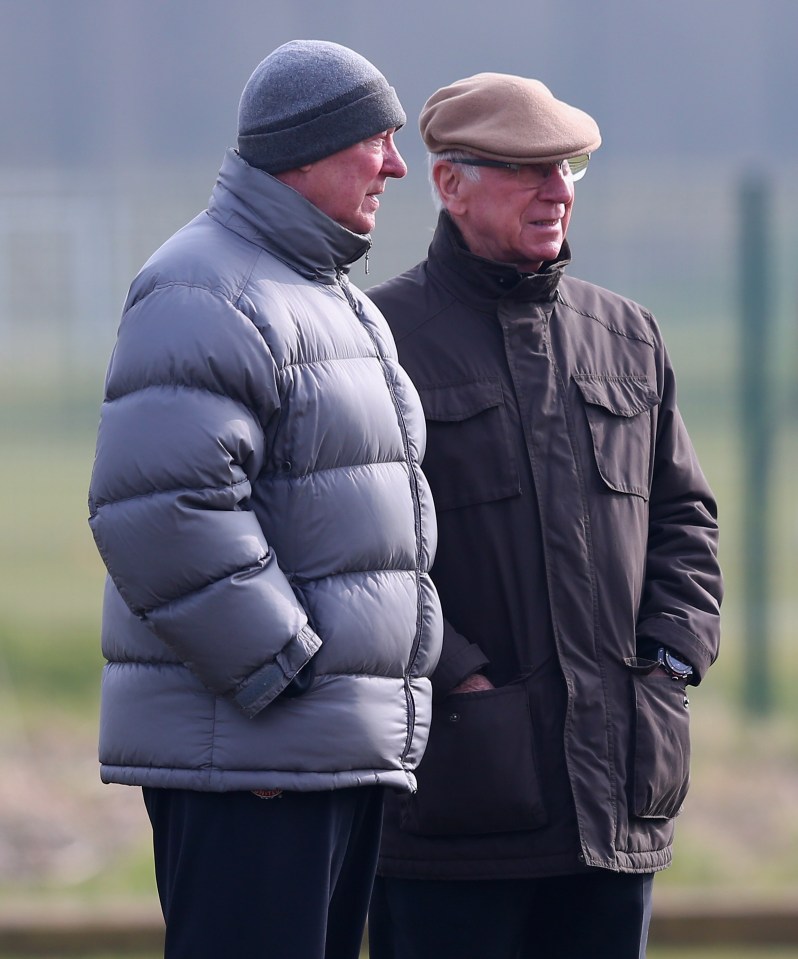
[427,212,569,310]
[207,148,371,284]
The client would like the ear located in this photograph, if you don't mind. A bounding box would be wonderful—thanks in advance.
[433,161,469,215]
[273,164,314,191]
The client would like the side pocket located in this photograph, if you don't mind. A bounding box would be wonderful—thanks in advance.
[400,682,547,836]
[628,662,691,819]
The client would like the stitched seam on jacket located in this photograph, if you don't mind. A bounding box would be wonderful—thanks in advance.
[134,561,269,616]
[277,352,385,371]
[556,296,656,347]
[103,382,263,411]
[90,477,252,512]
[286,459,405,479]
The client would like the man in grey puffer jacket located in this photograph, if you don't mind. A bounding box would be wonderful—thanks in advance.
[88,40,442,959]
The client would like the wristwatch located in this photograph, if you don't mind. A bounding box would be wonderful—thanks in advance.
[657,646,694,681]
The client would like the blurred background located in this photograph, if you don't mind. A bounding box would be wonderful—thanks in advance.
[0,0,796,953]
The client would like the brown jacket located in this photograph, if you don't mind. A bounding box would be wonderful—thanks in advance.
[368,213,722,878]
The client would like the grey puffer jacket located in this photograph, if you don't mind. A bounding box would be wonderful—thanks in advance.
[88,149,442,793]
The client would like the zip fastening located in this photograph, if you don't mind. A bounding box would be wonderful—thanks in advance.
[335,268,359,310]
[335,268,425,763]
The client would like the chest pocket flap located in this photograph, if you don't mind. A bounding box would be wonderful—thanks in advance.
[573,374,660,499]
[418,379,520,511]
[421,379,503,420]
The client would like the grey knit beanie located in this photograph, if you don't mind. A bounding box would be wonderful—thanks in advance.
[237,40,406,174]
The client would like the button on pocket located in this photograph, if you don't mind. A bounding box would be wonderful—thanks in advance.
[400,683,547,836]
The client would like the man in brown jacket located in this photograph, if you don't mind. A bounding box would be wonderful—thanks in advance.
[366,73,723,959]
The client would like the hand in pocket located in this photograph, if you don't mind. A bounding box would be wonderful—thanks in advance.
[401,682,547,836]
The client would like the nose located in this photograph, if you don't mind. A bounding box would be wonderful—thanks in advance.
[539,164,574,202]
[382,134,407,179]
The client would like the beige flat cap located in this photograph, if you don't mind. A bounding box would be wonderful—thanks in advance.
[420,72,601,164]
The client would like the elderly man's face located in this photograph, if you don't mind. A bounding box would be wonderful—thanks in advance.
[279,130,407,234]
[438,161,574,272]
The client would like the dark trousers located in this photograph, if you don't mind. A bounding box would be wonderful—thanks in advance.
[369,870,654,959]
[143,785,384,959]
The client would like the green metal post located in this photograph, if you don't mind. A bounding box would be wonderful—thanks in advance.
[738,173,772,715]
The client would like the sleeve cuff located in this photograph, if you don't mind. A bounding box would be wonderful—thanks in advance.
[233,624,322,717]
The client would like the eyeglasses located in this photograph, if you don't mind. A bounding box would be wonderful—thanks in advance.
[451,153,591,183]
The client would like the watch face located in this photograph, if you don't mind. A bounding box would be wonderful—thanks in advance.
[663,650,693,679]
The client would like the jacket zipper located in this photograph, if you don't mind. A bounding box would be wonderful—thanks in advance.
[336,269,424,763]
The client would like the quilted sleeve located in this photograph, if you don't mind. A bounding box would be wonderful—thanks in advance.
[88,282,320,716]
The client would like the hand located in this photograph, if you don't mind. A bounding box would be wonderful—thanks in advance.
[450,673,494,694]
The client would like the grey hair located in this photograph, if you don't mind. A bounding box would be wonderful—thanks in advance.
[427,150,481,211]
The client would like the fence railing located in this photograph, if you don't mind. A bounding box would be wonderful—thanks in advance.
[0,894,797,955]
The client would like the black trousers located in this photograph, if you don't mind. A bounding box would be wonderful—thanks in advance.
[143,785,384,959]
[369,870,654,959]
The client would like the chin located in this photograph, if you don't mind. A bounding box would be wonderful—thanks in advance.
[341,215,374,234]
[530,243,562,264]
